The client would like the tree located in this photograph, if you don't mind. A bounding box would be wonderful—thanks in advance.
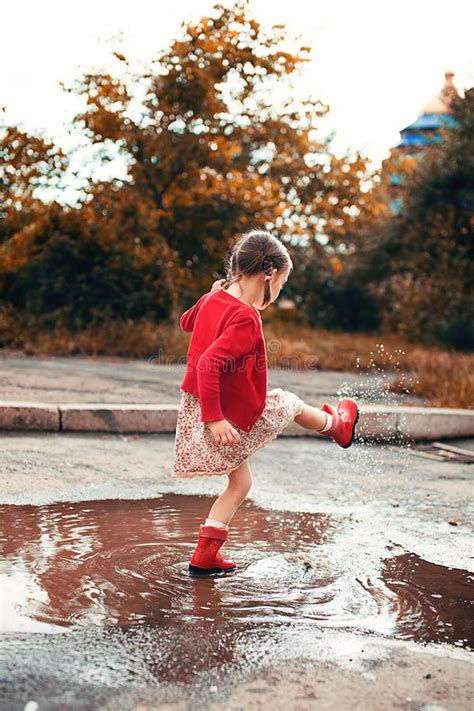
[65,0,370,307]
[355,87,474,349]
[0,122,67,239]
[1,0,372,332]
[0,123,174,329]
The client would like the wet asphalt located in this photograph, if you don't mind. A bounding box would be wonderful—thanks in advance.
[0,430,473,710]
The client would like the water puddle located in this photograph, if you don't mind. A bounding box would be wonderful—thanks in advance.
[1,494,472,650]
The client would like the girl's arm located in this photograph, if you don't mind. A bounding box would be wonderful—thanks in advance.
[196,314,258,423]
[180,293,208,332]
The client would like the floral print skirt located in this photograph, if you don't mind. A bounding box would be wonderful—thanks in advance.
[172,387,305,478]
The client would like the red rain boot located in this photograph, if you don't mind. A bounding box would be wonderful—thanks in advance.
[319,398,359,448]
[189,524,237,576]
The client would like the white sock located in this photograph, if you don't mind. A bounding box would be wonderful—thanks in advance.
[319,412,333,433]
[204,518,228,529]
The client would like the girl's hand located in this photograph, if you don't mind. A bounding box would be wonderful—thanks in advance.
[210,278,226,292]
[207,419,241,445]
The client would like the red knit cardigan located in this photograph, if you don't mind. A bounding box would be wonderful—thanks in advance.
[179,288,268,432]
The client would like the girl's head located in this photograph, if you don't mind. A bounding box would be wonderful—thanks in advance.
[223,229,293,308]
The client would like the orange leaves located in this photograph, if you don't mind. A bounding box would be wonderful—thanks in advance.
[0,127,67,211]
[330,255,344,273]
[0,0,378,333]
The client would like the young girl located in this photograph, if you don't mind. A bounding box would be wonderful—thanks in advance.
[173,229,359,576]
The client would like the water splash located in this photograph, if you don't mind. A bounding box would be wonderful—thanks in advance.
[336,343,420,478]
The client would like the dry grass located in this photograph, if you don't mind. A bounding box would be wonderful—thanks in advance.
[1,314,472,409]
[263,321,473,409]
[0,316,189,360]
[388,348,474,409]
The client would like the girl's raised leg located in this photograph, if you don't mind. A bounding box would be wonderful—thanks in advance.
[294,399,359,448]
[294,403,328,431]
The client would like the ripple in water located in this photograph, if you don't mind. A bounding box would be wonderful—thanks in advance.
[0,495,472,649]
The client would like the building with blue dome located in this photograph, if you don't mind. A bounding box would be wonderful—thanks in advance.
[383,71,460,214]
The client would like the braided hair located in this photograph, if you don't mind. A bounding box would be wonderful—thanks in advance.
[222,229,292,308]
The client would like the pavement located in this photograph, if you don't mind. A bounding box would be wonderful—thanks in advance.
[0,356,473,441]
[1,355,473,710]
[1,431,473,710]
[0,354,423,405]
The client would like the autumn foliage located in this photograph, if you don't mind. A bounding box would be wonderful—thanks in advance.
[0,0,472,356]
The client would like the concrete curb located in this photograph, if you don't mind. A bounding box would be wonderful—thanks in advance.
[0,402,61,432]
[0,401,473,441]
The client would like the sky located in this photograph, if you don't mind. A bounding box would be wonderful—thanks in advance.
[2,0,473,197]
